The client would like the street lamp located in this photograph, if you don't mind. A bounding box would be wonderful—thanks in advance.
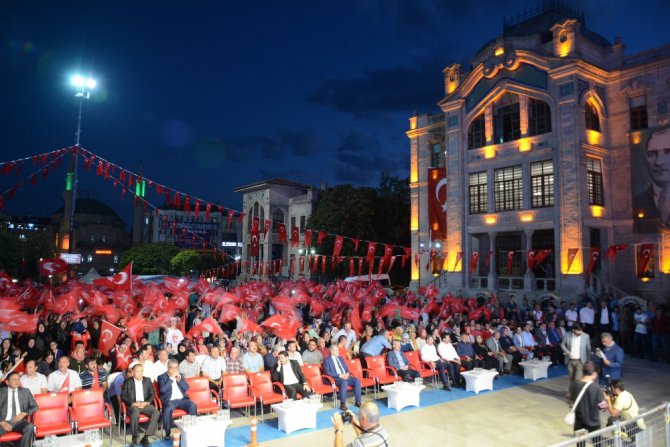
[67,73,96,255]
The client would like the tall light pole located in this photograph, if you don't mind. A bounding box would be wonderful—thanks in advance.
[67,74,96,255]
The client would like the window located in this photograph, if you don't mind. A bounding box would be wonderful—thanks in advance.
[586,157,604,206]
[87,254,93,263]
[299,216,306,233]
[629,96,648,130]
[528,98,552,136]
[468,114,486,149]
[100,235,107,243]
[430,143,445,167]
[585,101,600,132]
[494,166,523,211]
[493,93,521,144]
[530,160,554,208]
[90,234,96,243]
[247,202,264,232]
[290,216,296,231]
[272,209,284,232]
[113,255,119,264]
[469,172,488,214]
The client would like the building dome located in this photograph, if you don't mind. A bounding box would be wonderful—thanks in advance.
[53,198,123,220]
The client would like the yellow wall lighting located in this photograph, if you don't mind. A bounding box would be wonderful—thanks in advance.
[519,138,531,152]
[520,213,534,222]
[561,251,583,275]
[637,211,645,219]
[586,129,603,146]
[61,235,70,251]
[484,215,497,225]
[410,200,418,231]
[95,249,113,255]
[631,132,642,145]
[484,146,495,159]
[591,206,604,218]
[495,46,504,56]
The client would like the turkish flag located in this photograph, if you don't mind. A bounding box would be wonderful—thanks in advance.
[606,244,628,260]
[402,248,411,268]
[93,262,133,290]
[188,316,223,338]
[366,242,377,264]
[453,252,463,271]
[349,304,363,336]
[278,223,287,243]
[358,257,364,276]
[333,236,344,257]
[507,251,515,274]
[250,233,260,257]
[290,226,300,247]
[251,216,260,238]
[263,219,272,237]
[527,250,536,270]
[262,314,300,339]
[427,167,447,240]
[38,258,68,276]
[304,229,312,247]
[585,247,600,275]
[98,320,122,355]
[349,258,355,277]
[533,249,552,269]
[469,251,479,273]
[484,250,494,268]
[0,311,38,333]
[227,209,235,230]
[317,231,326,246]
[566,248,579,273]
[352,239,360,252]
[382,244,393,267]
[637,243,655,276]
[236,317,262,334]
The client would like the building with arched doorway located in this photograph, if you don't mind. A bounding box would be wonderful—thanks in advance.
[408,3,670,302]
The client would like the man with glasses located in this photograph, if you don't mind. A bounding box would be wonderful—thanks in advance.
[157,359,197,439]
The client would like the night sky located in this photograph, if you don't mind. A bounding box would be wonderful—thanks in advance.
[1,0,669,227]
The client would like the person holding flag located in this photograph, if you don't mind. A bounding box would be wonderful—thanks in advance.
[47,356,82,393]
[80,357,107,390]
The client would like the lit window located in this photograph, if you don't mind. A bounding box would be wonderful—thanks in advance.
[585,101,601,132]
[530,160,554,208]
[90,234,96,243]
[100,235,107,243]
[586,157,604,206]
[469,172,488,214]
[493,93,521,144]
[87,254,93,263]
[113,255,119,264]
[430,143,445,167]
[494,165,523,211]
[468,113,486,149]
[528,98,552,136]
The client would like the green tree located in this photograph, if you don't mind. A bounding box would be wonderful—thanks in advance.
[120,243,179,274]
[0,232,22,275]
[170,250,202,276]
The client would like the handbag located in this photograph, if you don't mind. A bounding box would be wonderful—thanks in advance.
[564,381,592,426]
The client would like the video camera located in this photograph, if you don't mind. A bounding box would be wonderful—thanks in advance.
[604,374,613,397]
[341,411,354,424]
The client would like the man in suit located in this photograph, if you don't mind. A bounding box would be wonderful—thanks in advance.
[633,127,670,232]
[121,363,160,447]
[157,359,196,439]
[0,372,38,447]
[271,350,313,400]
[323,345,361,411]
[486,331,512,374]
[560,323,592,399]
[387,340,419,382]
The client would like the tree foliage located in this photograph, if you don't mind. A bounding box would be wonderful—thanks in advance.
[170,250,201,276]
[0,230,54,278]
[120,243,179,275]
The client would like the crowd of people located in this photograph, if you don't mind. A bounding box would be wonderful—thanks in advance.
[0,277,668,446]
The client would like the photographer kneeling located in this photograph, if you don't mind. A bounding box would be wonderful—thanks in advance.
[331,401,390,447]
[604,380,644,441]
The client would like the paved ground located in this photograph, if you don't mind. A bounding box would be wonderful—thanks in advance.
[76,356,670,446]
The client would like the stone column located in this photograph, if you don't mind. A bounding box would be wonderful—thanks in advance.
[487,232,497,291]
[523,230,536,291]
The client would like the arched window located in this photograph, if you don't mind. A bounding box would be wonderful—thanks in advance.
[585,101,601,132]
[493,93,521,144]
[272,209,284,232]
[528,98,552,136]
[468,113,486,149]
[247,202,262,232]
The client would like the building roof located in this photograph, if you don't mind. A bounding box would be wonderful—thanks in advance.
[233,178,313,193]
[53,198,123,220]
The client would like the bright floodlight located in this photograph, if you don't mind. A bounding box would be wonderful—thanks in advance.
[71,75,85,88]
[86,78,96,89]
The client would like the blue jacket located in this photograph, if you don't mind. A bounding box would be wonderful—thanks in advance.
[157,372,190,403]
[323,355,349,378]
[599,342,624,382]
[386,350,410,370]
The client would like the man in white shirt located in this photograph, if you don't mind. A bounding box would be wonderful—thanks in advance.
[579,301,595,337]
[416,327,428,351]
[334,322,357,350]
[633,306,649,358]
[241,341,264,373]
[419,336,452,391]
[286,341,303,366]
[565,303,579,328]
[138,345,156,382]
[201,346,226,391]
[19,360,47,396]
[152,349,169,381]
[560,323,591,398]
[437,333,463,387]
[47,356,82,393]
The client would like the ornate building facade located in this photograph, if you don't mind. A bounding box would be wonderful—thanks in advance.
[408,4,670,301]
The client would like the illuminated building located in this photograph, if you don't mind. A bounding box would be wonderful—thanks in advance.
[408,2,670,301]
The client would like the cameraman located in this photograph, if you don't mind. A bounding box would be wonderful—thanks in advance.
[331,402,389,447]
[604,380,642,440]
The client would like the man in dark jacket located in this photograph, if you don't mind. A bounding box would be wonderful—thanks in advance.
[157,359,196,439]
[0,372,38,447]
[271,350,313,399]
[121,363,160,447]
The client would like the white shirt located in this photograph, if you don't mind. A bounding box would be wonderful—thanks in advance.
[570,334,582,360]
[420,344,440,362]
[47,369,82,392]
[20,373,47,396]
[134,379,144,402]
[279,362,299,386]
[416,337,427,351]
[334,329,357,349]
[5,387,21,421]
[142,360,156,382]
[153,360,168,380]
[170,377,184,401]
[287,351,303,366]
[634,313,648,334]
[600,308,610,325]
[565,309,578,325]
[579,307,595,324]
[201,356,226,380]
[165,328,184,353]
[437,341,460,362]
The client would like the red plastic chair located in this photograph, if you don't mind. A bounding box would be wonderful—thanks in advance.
[32,392,73,438]
[300,364,337,407]
[345,358,377,398]
[71,389,113,447]
[247,371,286,422]
[120,401,151,445]
[221,374,256,417]
[405,351,438,388]
[0,432,22,444]
[185,377,220,415]
[365,356,398,395]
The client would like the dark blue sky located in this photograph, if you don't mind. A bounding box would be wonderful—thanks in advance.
[1,0,669,226]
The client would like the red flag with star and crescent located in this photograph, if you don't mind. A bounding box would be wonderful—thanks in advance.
[98,320,123,355]
[382,244,393,267]
[38,258,68,276]
[366,242,377,264]
[427,168,447,240]
[469,251,479,273]
[93,262,133,290]
[637,243,654,276]
[585,247,600,275]
[333,236,344,258]
[304,229,312,247]
[290,226,300,247]
[277,223,287,243]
